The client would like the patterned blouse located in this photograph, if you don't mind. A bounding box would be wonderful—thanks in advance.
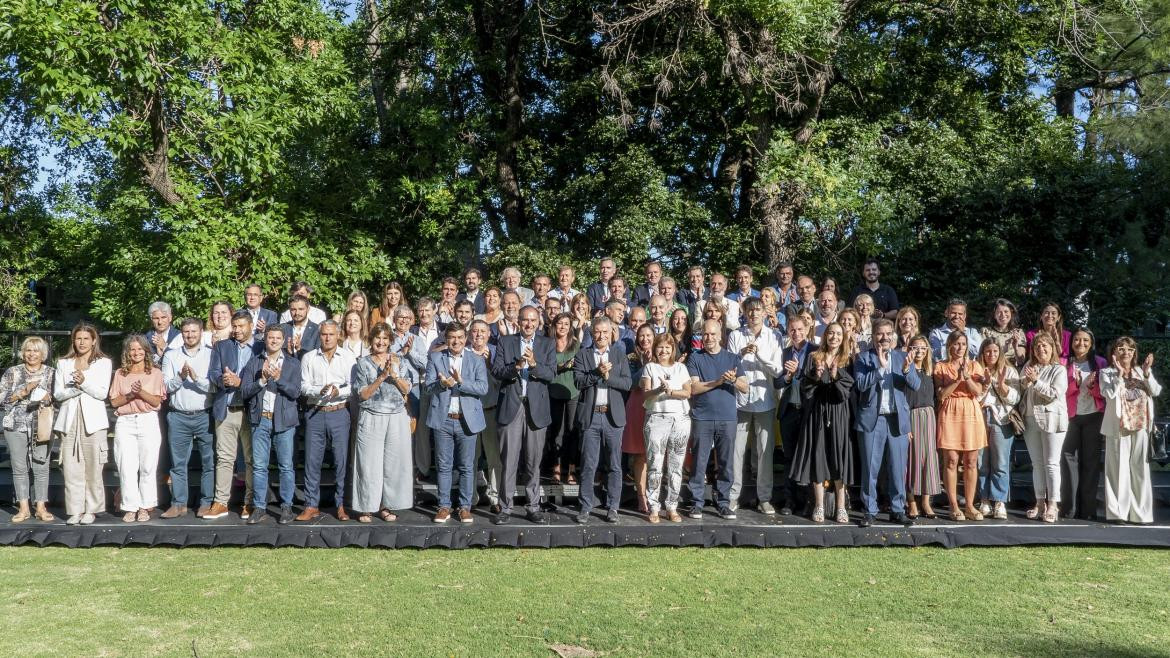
[0,364,55,433]
[353,354,415,414]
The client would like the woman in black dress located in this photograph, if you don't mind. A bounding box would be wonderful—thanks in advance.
[791,322,856,523]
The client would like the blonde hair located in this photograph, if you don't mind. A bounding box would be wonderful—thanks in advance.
[20,336,50,362]
[119,334,154,375]
[1028,332,1059,366]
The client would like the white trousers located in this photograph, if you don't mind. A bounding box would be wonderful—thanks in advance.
[1023,416,1064,503]
[114,411,162,512]
[1104,430,1153,523]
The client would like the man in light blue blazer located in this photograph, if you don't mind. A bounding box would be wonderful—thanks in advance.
[853,318,921,528]
[425,323,489,523]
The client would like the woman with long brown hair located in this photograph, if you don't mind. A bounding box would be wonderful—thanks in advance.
[622,324,656,514]
[109,334,167,522]
[369,282,407,327]
[790,322,855,523]
[905,335,940,519]
[53,323,113,525]
[976,339,1020,520]
[934,331,987,521]
[1101,337,1161,524]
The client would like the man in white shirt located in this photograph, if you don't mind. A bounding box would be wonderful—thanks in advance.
[572,317,633,523]
[525,274,553,311]
[160,317,215,519]
[278,281,328,325]
[726,298,783,514]
[409,297,442,479]
[242,284,279,336]
[436,277,460,327]
[548,265,581,312]
[647,295,669,335]
[296,320,357,522]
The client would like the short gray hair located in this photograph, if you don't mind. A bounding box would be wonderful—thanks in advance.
[591,316,613,331]
[148,301,172,318]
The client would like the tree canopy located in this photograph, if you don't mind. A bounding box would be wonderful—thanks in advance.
[1,0,1167,335]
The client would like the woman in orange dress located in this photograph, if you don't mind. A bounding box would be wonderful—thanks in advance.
[934,331,988,521]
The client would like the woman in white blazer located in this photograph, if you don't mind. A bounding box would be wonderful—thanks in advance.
[53,323,113,525]
[1020,332,1068,523]
[1100,337,1161,524]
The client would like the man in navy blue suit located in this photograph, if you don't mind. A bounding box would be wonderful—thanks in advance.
[240,324,302,525]
[425,324,489,524]
[490,306,556,524]
[279,295,320,358]
[146,301,182,365]
[585,257,618,314]
[206,310,262,520]
[853,318,921,527]
[242,284,279,336]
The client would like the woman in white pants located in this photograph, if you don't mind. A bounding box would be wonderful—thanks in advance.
[108,335,166,522]
[1020,333,1068,523]
[53,323,113,525]
[639,334,692,523]
[1100,338,1161,524]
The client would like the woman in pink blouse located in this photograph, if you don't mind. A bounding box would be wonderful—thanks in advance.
[108,335,166,522]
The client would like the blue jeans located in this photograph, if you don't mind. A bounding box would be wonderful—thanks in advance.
[688,420,735,509]
[304,407,351,508]
[859,415,909,516]
[980,413,1016,503]
[251,417,296,508]
[432,416,477,509]
[167,409,214,507]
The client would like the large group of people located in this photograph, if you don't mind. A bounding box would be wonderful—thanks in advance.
[0,258,1163,528]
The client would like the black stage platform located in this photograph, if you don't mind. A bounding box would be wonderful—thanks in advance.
[2,503,1169,549]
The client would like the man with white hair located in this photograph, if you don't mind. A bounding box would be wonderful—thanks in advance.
[145,301,183,365]
[501,267,534,305]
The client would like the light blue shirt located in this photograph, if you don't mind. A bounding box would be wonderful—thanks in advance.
[232,339,255,405]
[162,344,213,412]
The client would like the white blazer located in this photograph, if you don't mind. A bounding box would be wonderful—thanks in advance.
[1022,363,1068,433]
[53,357,113,435]
[1100,366,1162,437]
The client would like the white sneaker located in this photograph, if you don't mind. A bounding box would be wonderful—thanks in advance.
[66,514,81,525]
[758,501,776,515]
[993,502,1007,520]
[80,513,96,525]
[979,502,991,517]
[729,501,739,512]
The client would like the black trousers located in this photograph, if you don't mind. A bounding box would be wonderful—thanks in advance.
[778,405,806,510]
[1061,411,1104,520]
[544,397,579,474]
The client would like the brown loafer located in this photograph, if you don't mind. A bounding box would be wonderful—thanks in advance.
[433,507,451,523]
[295,507,321,522]
[195,505,210,518]
[203,502,230,520]
[335,506,350,522]
[160,505,187,519]
[458,508,473,524]
[240,504,252,520]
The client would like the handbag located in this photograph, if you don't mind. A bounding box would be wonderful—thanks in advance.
[36,404,54,443]
[990,372,1026,435]
[1150,419,1168,463]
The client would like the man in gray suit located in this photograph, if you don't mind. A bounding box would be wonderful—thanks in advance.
[490,306,556,524]
[573,317,633,523]
[425,324,489,524]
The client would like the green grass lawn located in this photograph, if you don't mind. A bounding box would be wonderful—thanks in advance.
[1,546,1168,656]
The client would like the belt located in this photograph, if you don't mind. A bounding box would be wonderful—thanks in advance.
[227,404,244,411]
[261,411,274,420]
[594,405,609,414]
[170,408,209,416]
[315,402,347,413]
[447,412,462,420]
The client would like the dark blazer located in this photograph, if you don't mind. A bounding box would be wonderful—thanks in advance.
[279,321,320,358]
[145,326,181,364]
[245,306,280,335]
[572,344,633,430]
[240,352,302,433]
[490,333,556,428]
[457,291,487,315]
[208,338,263,422]
[632,283,656,309]
[425,347,489,434]
[586,281,608,312]
[852,348,921,435]
[776,341,814,416]
[682,287,709,318]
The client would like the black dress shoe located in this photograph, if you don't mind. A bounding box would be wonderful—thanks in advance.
[574,511,590,524]
[278,505,295,525]
[858,514,874,528]
[495,511,511,525]
[525,509,546,523]
[246,508,268,525]
[779,506,794,516]
[891,512,915,527]
[605,509,619,523]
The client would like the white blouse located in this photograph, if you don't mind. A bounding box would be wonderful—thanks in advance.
[53,357,113,435]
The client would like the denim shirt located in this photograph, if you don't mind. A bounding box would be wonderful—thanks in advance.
[353,355,415,415]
